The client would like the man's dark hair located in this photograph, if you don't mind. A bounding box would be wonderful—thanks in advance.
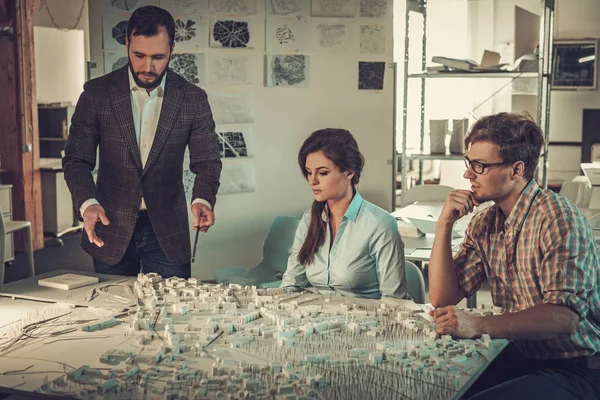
[465,112,544,180]
[127,6,175,47]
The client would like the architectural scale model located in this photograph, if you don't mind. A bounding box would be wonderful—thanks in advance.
[0,273,506,399]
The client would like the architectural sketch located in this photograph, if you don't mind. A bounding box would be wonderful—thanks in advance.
[211,93,254,124]
[5,272,508,398]
[210,0,257,15]
[183,169,195,200]
[159,0,209,15]
[102,14,131,50]
[103,51,128,74]
[359,0,388,18]
[210,18,253,49]
[358,61,385,90]
[360,23,386,54]
[267,0,310,16]
[266,54,310,88]
[311,0,356,18]
[220,158,256,194]
[103,0,157,12]
[313,22,353,52]
[171,53,206,86]
[217,124,253,158]
[266,18,309,52]
[209,53,252,85]
[174,16,208,51]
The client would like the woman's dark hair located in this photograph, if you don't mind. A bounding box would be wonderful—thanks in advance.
[465,112,544,180]
[127,6,175,47]
[297,128,365,265]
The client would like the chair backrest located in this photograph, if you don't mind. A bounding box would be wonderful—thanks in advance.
[560,180,592,208]
[405,261,426,304]
[262,216,302,272]
[0,205,5,285]
[401,184,454,207]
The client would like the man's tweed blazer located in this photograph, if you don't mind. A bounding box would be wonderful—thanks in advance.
[63,66,222,266]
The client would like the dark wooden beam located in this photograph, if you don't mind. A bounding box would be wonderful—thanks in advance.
[0,0,43,251]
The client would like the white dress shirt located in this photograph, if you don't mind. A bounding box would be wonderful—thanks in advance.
[80,69,211,216]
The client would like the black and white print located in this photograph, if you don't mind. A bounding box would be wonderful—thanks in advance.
[311,0,356,18]
[218,131,249,158]
[267,0,310,16]
[211,93,254,124]
[102,14,131,50]
[210,18,254,49]
[174,16,208,51]
[358,61,385,90]
[359,0,388,18]
[210,0,257,15]
[360,23,386,54]
[103,0,157,12]
[266,54,309,88]
[159,0,209,15]
[313,21,353,52]
[103,51,129,74]
[171,53,206,86]
[209,53,252,84]
[266,18,309,52]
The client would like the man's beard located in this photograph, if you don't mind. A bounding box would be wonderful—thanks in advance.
[128,55,169,90]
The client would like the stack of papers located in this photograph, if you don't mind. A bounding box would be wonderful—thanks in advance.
[430,50,508,72]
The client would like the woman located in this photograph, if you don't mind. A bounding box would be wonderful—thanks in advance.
[281,129,406,299]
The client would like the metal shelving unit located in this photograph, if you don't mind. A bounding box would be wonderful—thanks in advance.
[394,0,555,209]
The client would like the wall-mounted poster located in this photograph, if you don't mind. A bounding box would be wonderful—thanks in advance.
[266,54,310,88]
[552,39,598,90]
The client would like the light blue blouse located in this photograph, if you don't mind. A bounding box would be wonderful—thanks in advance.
[281,192,406,299]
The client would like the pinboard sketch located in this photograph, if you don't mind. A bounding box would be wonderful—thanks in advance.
[210,18,253,49]
[360,23,385,54]
[267,0,310,16]
[103,0,157,12]
[102,14,131,50]
[266,18,309,52]
[174,16,208,51]
[210,0,257,15]
[159,0,209,15]
[311,0,355,18]
[220,158,256,195]
[211,93,254,124]
[103,51,129,74]
[313,22,353,52]
[183,169,195,201]
[359,0,388,18]
[171,53,206,86]
[209,53,252,84]
[218,132,248,158]
[358,61,385,90]
[266,54,310,88]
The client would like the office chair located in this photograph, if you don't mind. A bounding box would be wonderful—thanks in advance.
[0,205,35,285]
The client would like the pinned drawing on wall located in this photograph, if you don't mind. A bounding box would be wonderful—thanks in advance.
[358,61,385,90]
[159,0,209,15]
[313,21,353,52]
[210,0,257,15]
[217,124,253,158]
[266,54,310,88]
[209,53,253,84]
[359,0,389,18]
[173,16,209,51]
[171,53,206,86]
[103,51,129,74]
[210,18,254,49]
[311,0,356,18]
[265,18,310,52]
[220,158,256,195]
[211,92,255,124]
[103,0,157,12]
[360,24,386,54]
[267,0,310,16]
[102,14,131,50]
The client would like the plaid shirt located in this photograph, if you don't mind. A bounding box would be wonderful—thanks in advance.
[454,180,600,359]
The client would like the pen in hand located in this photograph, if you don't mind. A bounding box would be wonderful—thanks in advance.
[191,228,200,263]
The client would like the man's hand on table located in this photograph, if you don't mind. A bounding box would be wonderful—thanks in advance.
[430,305,483,339]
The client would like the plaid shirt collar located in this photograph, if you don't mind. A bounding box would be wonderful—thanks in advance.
[494,179,540,233]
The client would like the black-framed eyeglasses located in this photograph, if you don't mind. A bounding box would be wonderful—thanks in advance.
[463,156,512,175]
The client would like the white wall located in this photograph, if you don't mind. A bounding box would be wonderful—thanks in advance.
[86,1,395,279]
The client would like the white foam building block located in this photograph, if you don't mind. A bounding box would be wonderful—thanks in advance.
[38,274,99,290]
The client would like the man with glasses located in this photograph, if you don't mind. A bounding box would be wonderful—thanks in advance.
[427,112,600,399]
